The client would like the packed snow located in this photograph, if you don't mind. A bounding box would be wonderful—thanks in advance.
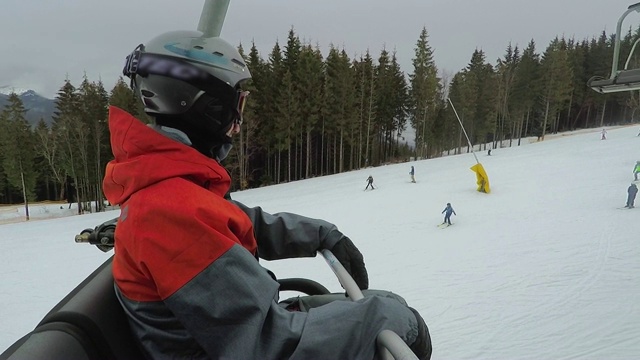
[1,125,639,359]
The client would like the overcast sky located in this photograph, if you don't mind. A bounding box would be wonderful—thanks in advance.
[2,0,640,98]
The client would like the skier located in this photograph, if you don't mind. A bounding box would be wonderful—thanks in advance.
[102,30,430,360]
[601,128,607,140]
[626,183,638,208]
[410,166,416,183]
[488,149,492,156]
[365,175,375,190]
[441,203,456,225]
[633,161,640,181]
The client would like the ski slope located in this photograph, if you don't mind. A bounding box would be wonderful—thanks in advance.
[1,125,639,359]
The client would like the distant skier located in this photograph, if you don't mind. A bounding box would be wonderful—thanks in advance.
[633,161,640,181]
[365,175,375,190]
[487,149,492,156]
[409,166,416,183]
[626,183,638,208]
[601,128,607,140]
[441,203,456,225]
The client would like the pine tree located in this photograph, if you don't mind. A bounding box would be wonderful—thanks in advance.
[454,49,498,151]
[263,41,285,183]
[373,47,394,164]
[298,44,324,178]
[52,80,84,213]
[447,72,472,154]
[583,31,612,128]
[77,77,109,211]
[0,93,37,217]
[512,39,542,141]
[360,51,376,167]
[408,27,440,158]
[565,38,588,130]
[540,37,573,139]
[274,69,298,182]
[0,111,6,201]
[495,43,520,147]
[230,42,263,189]
[109,77,139,115]
[282,28,303,181]
[389,51,409,159]
[33,119,59,200]
[324,46,355,173]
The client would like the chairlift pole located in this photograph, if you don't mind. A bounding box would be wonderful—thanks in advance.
[588,3,640,93]
[321,250,419,360]
[609,2,640,78]
[447,98,480,164]
[197,0,230,37]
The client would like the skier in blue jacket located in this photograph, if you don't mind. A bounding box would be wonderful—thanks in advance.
[442,203,456,225]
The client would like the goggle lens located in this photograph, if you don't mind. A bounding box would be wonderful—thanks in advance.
[235,91,250,125]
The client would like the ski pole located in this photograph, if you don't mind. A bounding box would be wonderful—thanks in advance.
[320,250,419,360]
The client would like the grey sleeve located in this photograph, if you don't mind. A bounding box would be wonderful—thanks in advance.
[231,200,344,261]
[165,245,418,360]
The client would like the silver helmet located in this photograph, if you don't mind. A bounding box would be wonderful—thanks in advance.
[123,30,251,130]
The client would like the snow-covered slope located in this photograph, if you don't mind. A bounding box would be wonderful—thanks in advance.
[1,125,639,359]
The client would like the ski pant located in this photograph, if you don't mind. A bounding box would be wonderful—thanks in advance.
[444,214,452,225]
[365,183,374,190]
[627,194,636,207]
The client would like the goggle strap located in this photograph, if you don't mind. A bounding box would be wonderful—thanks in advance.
[234,91,249,125]
[123,44,145,89]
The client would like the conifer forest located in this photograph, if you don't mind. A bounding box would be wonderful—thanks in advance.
[1,26,638,210]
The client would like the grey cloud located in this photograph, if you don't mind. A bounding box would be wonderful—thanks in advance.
[1,0,638,98]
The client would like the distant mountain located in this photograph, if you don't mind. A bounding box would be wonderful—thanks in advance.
[0,89,55,127]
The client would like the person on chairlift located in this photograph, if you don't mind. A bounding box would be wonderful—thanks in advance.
[101,28,431,359]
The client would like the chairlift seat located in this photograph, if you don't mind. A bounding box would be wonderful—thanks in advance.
[0,256,332,360]
[588,3,640,94]
[589,69,640,93]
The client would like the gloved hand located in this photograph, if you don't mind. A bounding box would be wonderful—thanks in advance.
[408,307,432,360]
[329,237,369,290]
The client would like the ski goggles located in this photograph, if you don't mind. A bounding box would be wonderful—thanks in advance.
[234,89,249,125]
[123,44,249,124]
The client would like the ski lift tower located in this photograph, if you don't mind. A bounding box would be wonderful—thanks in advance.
[588,2,640,93]
[198,0,230,37]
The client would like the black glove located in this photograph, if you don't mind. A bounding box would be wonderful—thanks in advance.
[408,307,432,360]
[330,237,369,290]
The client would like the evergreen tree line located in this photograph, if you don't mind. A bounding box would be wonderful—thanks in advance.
[1,26,639,207]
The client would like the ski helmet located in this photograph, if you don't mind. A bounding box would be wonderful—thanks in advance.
[122,30,251,137]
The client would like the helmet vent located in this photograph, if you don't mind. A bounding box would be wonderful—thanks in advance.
[212,51,224,57]
[194,45,204,49]
[141,90,155,97]
[231,59,246,68]
[143,98,159,111]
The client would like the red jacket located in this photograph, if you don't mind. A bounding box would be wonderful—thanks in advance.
[103,106,257,301]
[102,106,418,359]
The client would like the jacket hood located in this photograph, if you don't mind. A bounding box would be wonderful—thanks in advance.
[103,106,230,205]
